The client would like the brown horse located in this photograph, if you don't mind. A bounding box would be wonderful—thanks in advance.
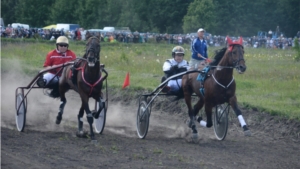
[182,36,251,138]
[56,32,107,140]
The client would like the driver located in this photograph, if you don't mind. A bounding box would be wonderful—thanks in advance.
[41,36,76,98]
[162,46,189,93]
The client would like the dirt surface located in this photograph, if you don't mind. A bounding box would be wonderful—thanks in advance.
[1,70,300,169]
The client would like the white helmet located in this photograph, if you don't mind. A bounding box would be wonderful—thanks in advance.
[56,36,69,45]
[172,46,185,57]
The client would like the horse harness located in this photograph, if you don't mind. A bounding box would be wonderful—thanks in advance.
[197,44,244,96]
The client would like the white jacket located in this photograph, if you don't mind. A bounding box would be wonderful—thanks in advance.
[163,58,189,71]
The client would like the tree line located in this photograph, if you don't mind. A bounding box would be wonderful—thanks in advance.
[1,0,299,37]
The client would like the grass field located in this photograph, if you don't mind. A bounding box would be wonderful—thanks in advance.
[1,39,299,120]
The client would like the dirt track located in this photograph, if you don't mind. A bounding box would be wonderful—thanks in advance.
[1,68,300,169]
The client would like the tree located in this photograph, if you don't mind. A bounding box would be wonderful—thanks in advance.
[2,0,54,27]
[115,0,146,32]
[275,0,300,37]
[133,0,191,33]
[183,0,216,34]
[49,0,79,25]
[76,0,107,29]
[1,0,19,26]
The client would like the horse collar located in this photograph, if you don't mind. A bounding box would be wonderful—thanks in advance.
[80,62,103,96]
[211,74,234,89]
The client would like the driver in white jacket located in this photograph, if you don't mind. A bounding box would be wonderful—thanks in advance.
[162,46,189,93]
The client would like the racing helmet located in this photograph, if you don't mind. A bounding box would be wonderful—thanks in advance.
[56,36,69,45]
[172,46,185,57]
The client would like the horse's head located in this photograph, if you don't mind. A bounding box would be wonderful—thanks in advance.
[84,32,101,67]
[226,36,246,74]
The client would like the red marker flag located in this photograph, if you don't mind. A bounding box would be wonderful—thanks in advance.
[122,72,130,89]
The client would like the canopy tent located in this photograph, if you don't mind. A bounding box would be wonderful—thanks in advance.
[43,24,56,29]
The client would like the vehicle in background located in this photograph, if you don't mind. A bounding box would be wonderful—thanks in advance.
[0,18,4,27]
[103,26,131,34]
[88,29,108,34]
[56,23,80,32]
[11,23,30,29]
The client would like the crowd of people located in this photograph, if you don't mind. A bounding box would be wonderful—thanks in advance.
[1,24,299,50]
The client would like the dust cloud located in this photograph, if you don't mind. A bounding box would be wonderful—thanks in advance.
[1,59,190,139]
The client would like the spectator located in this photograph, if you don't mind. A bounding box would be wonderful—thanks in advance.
[190,28,208,69]
[80,28,86,40]
[60,28,65,36]
[73,28,78,40]
[77,28,81,40]
[178,35,182,45]
[276,26,280,37]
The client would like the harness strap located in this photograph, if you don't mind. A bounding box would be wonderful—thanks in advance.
[211,74,234,89]
[76,63,103,96]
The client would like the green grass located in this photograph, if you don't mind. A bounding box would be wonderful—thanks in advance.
[236,48,300,119]
[1,39,299,120]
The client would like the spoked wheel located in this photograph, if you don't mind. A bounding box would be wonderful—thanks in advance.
[213,104,229,140]
[94,98,107,134]
[136,100,151,139]
[15,93,27,132]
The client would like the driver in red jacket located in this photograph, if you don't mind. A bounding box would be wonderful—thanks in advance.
[41,36,76,98]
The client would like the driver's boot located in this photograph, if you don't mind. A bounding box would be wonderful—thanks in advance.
[49,82,60,98]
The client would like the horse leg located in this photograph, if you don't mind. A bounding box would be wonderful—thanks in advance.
[183,91,198,135]
[229,96,251,136]
[182,76,198,140]
[194,99,207,127]
[56,87,67,125]
[204,103,213,128]
[56,68,71,124]
[76,103,85,136]
[80,95,96,140]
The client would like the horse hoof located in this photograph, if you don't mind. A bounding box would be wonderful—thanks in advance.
[91,139,98,144]
[55,118,61,125]
[191,133,199,143]
[56,115,62,125]
[244,130,251,136]
[76,131,88,138]
[242,125,251,136]
[192,133,198,139]
[92,111,99,119]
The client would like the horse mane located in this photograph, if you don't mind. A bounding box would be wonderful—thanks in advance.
[209,47,227,69]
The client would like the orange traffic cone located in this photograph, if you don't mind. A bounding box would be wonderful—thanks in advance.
[122,72,130,89]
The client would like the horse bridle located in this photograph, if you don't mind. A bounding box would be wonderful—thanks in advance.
[230,44,245,69]
[210,44,245,70]
[86,37,100,62]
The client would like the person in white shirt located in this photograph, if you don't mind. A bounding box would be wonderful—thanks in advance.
[162,46,189,93]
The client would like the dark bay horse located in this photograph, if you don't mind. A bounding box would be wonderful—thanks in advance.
[56,32,107,140]
[182,36,251,138]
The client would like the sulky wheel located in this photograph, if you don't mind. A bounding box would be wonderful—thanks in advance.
[213,104,228,140]
[15,93,27,132]
[136,100,150,139]
[94,98,106,134]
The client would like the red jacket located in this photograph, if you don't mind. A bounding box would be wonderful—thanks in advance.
[43,49,76,75]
